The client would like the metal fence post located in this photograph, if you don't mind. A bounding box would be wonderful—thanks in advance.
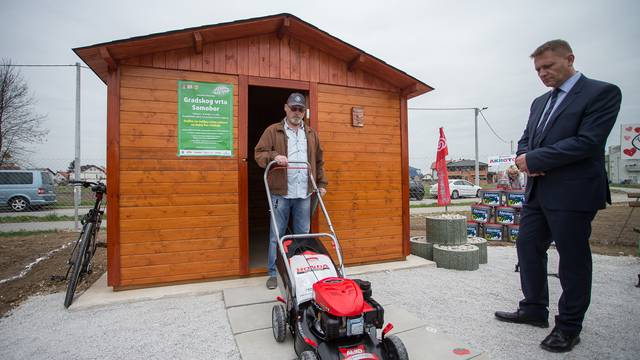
[74,62,81,230]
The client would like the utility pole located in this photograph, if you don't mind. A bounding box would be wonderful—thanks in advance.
[74,62,81,230]
[408,106,487,187]
[473,107,488,186]
[4,63,86,228]
[474,108,480,187]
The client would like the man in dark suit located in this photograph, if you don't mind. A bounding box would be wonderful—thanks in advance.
[494,40,622,353]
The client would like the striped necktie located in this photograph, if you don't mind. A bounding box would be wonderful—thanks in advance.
[533,88,560,143]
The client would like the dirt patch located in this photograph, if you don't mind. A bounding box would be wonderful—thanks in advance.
[410,204,639,256]
[0,231,106,317]
[590,203,639,246]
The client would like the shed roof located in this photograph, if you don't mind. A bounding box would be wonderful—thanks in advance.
[74,13,433,98]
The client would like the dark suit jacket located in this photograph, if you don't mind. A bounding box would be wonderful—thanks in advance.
[516,74,622,211]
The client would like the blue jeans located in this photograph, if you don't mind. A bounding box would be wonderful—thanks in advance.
[268,195,311,276]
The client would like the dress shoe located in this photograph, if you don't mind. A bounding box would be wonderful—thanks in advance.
[266,276,277,289]
[494,309,549,328]
[540,328,580,353]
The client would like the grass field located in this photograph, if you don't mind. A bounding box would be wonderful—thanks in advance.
[611,183,640,189]
[54,185,99,207]
[0,215,76,223]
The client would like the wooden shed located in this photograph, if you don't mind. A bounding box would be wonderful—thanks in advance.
[74,13,432,289]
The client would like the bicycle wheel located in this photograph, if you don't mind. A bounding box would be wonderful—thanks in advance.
[64,222,94,308]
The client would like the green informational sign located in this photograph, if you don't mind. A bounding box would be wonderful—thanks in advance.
[177,81,234,156]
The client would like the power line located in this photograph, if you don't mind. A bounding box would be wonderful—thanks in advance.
[1,64,90,69]
[478,109,509,143]
[409,107,478,111]
[410,106,510,144]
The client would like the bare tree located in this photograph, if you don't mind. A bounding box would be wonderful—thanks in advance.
[0,59,48,167]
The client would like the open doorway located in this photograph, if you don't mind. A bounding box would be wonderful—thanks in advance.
[247,86,308,271]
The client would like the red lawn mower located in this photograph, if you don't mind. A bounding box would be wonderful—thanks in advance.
[264,161,409,360]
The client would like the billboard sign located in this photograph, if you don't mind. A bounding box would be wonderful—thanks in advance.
[488,154,516,173]
[621,124,640,159]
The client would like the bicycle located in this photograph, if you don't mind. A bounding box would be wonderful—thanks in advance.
[62,180,106,308]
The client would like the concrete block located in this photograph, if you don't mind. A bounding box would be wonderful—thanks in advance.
[223,282,278,308]
[235,328,297,360]
[347,255,435,276]
[384,304,429,334]
[469,352,491,359]
[227,302,277,334]
[73,273,265,311]
[395,326,484,360]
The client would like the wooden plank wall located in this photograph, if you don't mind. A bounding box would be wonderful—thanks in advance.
[114,33,404,286]
[121,33,399,93]
[317,84,403,264]
[117,65,240,287]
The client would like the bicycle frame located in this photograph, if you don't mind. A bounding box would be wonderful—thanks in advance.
[84,185,105,266]
[62,180,107,307]
[63,181,105,282]
[263,160,345,298]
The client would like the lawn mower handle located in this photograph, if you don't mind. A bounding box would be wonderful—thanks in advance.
[263,161,345,295]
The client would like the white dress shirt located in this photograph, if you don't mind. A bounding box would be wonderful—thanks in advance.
[283,119,309,199]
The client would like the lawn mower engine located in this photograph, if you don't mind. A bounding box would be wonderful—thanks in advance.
[291,277,407,359]
[313,278,383,341]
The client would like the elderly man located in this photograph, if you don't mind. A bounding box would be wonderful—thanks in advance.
[254,92,327,289]
[494,40,621,353]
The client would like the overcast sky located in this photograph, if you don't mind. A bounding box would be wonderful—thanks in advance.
[2,0,639,173]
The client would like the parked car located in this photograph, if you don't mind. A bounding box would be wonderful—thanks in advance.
[409,179,425,200]
[429,179,482,199]
[0,170,57,211]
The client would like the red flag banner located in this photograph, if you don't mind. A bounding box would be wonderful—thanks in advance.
[436,127,451,206]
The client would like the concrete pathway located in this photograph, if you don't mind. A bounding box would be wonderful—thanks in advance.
[0,207,92,217]
[610,186,640,194]
[0,220,106,232]
[70,256,493,358]
[225,285,487,360]
[72,255,434,311]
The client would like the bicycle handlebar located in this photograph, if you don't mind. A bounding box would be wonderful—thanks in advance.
[69,180,106,194]
[69,180,98,186]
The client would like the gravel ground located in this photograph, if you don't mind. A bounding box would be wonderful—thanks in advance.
[359,247,640,360]
[0,293,240,360]
[0,246,638,360]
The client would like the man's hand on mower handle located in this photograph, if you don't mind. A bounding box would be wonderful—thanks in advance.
[274,155,288,166]
[274,155,325,197]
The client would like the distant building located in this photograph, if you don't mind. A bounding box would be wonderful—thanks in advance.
[430,159,491,184]
[608,145,640,184]
[69,165,106,183]
[54,171,70,184]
